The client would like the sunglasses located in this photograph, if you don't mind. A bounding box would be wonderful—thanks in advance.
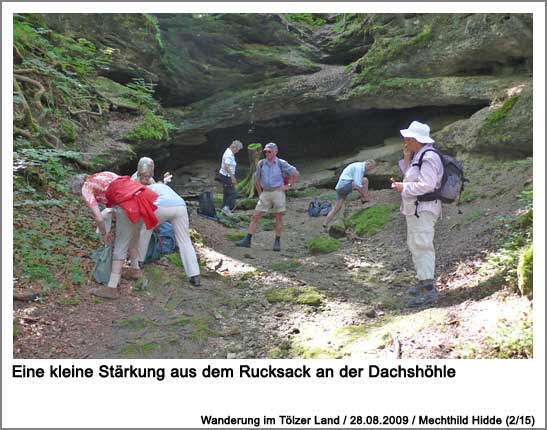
[264,150,272,153]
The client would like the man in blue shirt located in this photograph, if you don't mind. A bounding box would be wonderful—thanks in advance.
[236,142,299,251]
[323,160,377,230]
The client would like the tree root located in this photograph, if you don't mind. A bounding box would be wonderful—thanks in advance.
[69,103,103,117]
[14,74,46,113]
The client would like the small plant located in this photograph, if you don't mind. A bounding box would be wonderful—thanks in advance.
[225,231,247,242]
[517,245,533,297]
[285,13,326,28]
[485,96,519,126]
[462,209,483,224]
[124,111,176,142]
[307,235,341,254]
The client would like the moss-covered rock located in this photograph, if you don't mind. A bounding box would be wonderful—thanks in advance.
[266,286,324,306]
[346,204,395,236]
[517,245,533,298]
[435,81,532,156]
[307,235,341,254]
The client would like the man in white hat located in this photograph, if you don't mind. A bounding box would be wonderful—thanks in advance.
[236,142,299,252]
[391,121,444,307]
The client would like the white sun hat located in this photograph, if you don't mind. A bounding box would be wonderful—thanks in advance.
[400,121,435,144]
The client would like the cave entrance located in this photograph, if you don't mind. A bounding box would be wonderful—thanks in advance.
[128,104,485,196]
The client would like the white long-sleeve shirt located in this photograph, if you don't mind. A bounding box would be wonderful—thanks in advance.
[398,144,443,217]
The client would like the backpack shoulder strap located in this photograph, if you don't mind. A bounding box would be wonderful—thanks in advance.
[413,148,442,169]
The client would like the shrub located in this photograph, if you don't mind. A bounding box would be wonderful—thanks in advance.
[307,235,341,254]
[517,245,533,297]
[124,111,175,142]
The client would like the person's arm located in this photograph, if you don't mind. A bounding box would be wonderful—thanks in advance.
[90,204,112,244]
[255,177,263,195]
[284,170,299,191]
[223,163,237,184]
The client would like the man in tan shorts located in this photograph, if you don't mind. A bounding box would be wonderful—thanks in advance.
[236,142,299,251]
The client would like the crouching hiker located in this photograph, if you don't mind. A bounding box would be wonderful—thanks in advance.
[70,172,158,299]
[391,121,443,307]
[323,160,377,230]
[137,182,201,287]
[236,142,299,251]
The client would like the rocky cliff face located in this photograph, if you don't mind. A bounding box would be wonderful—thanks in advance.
[37,13,533,168]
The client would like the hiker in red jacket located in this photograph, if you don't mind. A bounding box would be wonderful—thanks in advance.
[70,172,158,299]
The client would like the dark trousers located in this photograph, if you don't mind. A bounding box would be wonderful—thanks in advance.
[219,174,237,210]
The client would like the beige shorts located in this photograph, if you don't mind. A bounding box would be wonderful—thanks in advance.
[255,190,286,213]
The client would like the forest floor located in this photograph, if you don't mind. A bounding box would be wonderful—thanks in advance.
[13,156,533,359]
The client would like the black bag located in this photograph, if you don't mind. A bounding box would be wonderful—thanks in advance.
[197,191,217,218]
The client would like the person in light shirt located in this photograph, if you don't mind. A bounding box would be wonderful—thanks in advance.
[322,160,377,230]
[391,121,444,307]
[218,140,243,216]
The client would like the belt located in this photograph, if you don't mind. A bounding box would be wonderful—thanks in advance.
[262,187,282,192]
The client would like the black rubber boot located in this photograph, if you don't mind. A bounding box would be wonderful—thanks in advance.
[189,275,201,287]
[236,235,252,248]
[273,237,281,252]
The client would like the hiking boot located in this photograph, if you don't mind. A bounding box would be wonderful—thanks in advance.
[408,280,433,296]
[273,238,281,252]
[189,275,201,287]
[221,206,234,217]
[407,286,438,307]
[236,236,251,248]
[122,267,143,280]
[90,286,119,299]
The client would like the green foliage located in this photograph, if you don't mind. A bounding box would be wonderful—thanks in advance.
[125,78,158,111]
[346,204,395,236]
[266,286,324,306]
[485,316,533,358]
[124,111,176,142]
[143,14,164,49]
[485,96,519,126]
[459,188,477,204]
[120,342,159,358]
[411,24,433,47]
[234,197,258,210]
[285,13,326,28]
[462,209,483,224]
[306,235,341,255]
[13,322,19,340]
[517,245,533,297]
[61,119,78,144]
[187,316,219,342]
[226,231,247,242]
[120,315,149,331]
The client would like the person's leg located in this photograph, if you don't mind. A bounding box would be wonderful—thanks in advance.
[221,175,230,209]
[237,191,270,247]
[406,212,438,305]
[137,224,154,265]
[172,206,200,279]
[92,207,133,298]
[324,198,345,227]
[357,177,370,201]
[227,185,237,210]
[271,190,286,251]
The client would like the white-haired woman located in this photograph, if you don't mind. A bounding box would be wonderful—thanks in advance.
[323,160,377,230]
[218,140,243,216]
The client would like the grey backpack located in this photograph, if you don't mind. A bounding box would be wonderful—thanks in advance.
[91,245,112,284]
[414,148,467,204]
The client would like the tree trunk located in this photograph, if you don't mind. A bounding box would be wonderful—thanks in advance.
[235,143,263,198]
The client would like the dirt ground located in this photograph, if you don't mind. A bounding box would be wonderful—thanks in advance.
[13,155,533,359]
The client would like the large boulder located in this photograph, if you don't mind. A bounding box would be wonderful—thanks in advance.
[434,81,532,156]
